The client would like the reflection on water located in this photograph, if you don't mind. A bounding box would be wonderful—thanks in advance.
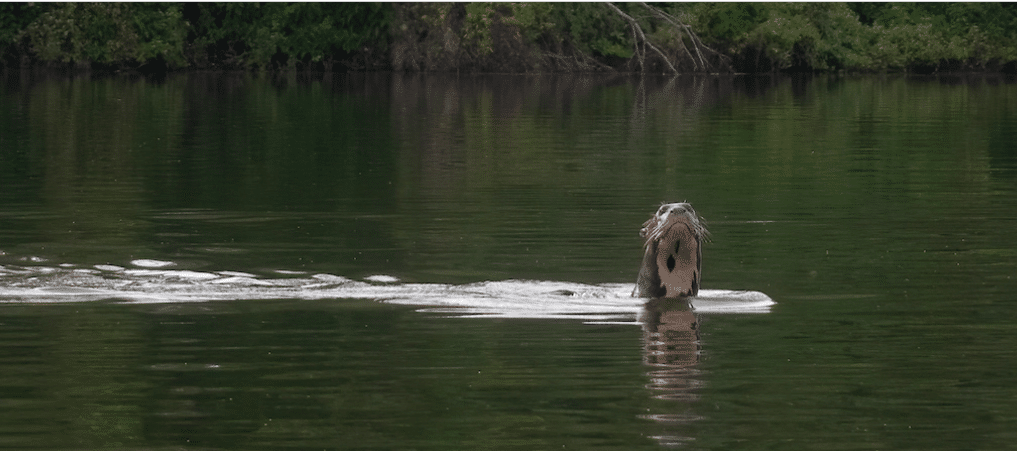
[640,299,703,447]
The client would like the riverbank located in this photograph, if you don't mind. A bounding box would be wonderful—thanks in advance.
[2,3,1015,74]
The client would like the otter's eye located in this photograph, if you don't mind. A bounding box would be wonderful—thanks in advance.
[675,240,681,254]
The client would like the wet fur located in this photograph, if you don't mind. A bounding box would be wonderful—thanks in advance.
[633,203,708,298]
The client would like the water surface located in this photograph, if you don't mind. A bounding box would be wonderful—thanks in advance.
[1,70,1016,449]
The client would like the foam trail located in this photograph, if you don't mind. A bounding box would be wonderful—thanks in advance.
[0,263,775,320]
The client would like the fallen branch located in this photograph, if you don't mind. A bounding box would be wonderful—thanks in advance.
[640,3,731,72]
[604,2,676,73]
[604,2,731,73]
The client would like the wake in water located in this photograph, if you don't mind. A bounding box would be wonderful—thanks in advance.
[0,259,774,321]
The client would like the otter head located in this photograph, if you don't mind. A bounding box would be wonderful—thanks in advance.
[633,202,709,298]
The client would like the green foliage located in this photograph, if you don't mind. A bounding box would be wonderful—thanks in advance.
[693,3,767,43]
[0,2,1015,72]
[189,3,392,68]
[504,3,557,44]
[748,5,824,69]
[21,3,186,68]
[0,3,41,47]
[548,3,632,59]
[688,2,1017,72]
[864,3,1017,69]
[131,4,188,67]
[4,3,392,70]
[463,3,496,57]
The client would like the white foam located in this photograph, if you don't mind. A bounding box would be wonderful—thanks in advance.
[95,265,125,271]
[131,259,176,268]
[0,264,775,319]
[123,269,219,280]
[217,270,257,278]
[364,275,399,283]
[209,276,275,286]
[690,289,777,313]
[312,274,353,283]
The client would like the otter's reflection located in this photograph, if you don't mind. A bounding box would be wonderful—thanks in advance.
[639,298,703,446]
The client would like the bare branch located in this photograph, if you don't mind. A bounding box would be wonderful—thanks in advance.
[603,2,732,73]
[604,2,677,73]
[638,3,703,70]
[656,3,731,72]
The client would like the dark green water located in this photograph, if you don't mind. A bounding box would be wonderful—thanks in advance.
[1,71,1016,449]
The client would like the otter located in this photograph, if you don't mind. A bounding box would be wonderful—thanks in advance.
[633,202,709,298]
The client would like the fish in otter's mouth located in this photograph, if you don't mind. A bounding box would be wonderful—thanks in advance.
[633,202,709,298]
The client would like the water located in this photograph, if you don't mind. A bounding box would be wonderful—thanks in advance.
[1,70,1016,449]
